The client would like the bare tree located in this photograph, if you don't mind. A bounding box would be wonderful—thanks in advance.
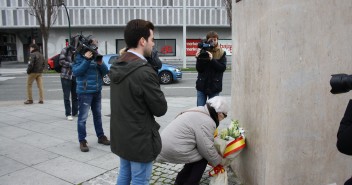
[222,0,232,26]
[26,0,60,62]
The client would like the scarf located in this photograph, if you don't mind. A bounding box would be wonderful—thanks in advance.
[207,103,219,127]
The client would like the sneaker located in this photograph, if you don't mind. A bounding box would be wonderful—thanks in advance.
[67,115,73,121]
[80,140,89,152]
[24,100,33,104]
[98,135,110,145]
[38,101,44,104]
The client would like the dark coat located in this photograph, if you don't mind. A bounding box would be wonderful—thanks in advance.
[27,50,45,74]
[109,52,167,163]
[72,53,108,94]
[196,48,227,95]
[337,99,352,155]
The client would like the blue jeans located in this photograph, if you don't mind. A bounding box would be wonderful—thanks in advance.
[117,157,153,185]
[61,77,78,117]
[196,91,219,106]
[77,92,104,142]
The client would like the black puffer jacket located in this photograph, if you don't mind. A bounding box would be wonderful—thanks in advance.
[27,49,45,74]
[337,99,352,155]
[337,100,352,185]
[196,48,227,95]
[109,52,167,163]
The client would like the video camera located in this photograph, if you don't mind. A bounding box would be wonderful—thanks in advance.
[74,34,102,61]
[330,74,352,94]
[197,39,215,60]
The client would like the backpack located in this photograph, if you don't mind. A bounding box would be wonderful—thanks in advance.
[53,54,62,73]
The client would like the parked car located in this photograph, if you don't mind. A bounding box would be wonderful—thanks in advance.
[47,54,59,70]
[102,54,182,85]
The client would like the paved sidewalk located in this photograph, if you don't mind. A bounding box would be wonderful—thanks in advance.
[0,97,241,185]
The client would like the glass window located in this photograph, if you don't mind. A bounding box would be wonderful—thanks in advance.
[92,9,95,24]
[103,9,107,24]
[108,9,112,24]
[85,9,90,24]
[116,39,176,57]
[13,10,17,25]
[80,9,84,25]
[6,0,11,7]
[57,9,62,25]
[97,9,101,24]
[118,9,123,25]
[114,9,117,24]
[155,39,176,56]
[169,9,173,24]
[162,9,167,24]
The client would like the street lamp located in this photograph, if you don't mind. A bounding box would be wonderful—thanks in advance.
[60,0,71,45]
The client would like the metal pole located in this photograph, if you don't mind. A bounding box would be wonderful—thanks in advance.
[61,2,71,44]
[182,0,186,68]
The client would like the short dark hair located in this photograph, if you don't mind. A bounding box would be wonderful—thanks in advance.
[29,43,39,51]
[206,31,219,40]
[124,19,154,49]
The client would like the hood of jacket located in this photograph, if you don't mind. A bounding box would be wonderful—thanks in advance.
[109,52,149,84]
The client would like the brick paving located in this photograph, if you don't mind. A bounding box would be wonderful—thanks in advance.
[82,162,242,185]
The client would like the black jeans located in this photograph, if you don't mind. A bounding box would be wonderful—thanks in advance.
[175,158,208,185]
[61,77,78,117]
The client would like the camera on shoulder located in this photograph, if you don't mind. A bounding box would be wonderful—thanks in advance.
[74,35,101,60]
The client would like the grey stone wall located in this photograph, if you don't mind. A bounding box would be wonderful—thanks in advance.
[231,0,352,184]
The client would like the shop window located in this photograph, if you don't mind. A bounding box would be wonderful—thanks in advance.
[0,33,17,61]
[116,39,176,57]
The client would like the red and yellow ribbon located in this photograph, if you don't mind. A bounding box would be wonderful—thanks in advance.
[209,165,225,177]
[223,135,246,158]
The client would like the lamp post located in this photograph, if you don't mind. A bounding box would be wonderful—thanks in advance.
[60,1,71,44]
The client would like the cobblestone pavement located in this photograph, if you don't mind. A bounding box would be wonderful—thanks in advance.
[82,162,242,185]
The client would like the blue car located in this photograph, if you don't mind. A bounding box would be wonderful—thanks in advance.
[102,54,182,85]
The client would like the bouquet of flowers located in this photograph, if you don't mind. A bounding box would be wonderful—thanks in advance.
[209,119,246,185]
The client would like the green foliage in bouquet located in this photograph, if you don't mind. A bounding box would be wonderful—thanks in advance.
[220,120,241,141]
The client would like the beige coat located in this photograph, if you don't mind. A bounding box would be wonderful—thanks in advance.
[156,106,222,166]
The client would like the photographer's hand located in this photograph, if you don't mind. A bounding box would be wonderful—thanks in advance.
[84,51,93,60]
[195,49,201,58]
[207,51,213,60]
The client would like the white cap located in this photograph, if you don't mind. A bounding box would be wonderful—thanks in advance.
[206,96,229,113]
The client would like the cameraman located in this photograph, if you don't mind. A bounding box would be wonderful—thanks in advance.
[337,100,352,185]
[195,31,227,106]
[72,38,110,152]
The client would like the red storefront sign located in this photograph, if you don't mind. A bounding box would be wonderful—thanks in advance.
[186,39,201,56]
[186,39,233,56]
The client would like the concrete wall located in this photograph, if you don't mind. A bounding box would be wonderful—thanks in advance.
[231,0,352,185]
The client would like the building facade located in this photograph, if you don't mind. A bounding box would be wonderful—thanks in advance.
[0,0,231,67]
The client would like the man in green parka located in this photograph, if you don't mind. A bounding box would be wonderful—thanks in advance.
[109,19,167,185]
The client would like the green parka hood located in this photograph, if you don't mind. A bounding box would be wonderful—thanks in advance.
[109,52,149,84]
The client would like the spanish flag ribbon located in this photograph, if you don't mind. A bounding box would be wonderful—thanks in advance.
[208,165,225,177]
[223,135,246,158]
